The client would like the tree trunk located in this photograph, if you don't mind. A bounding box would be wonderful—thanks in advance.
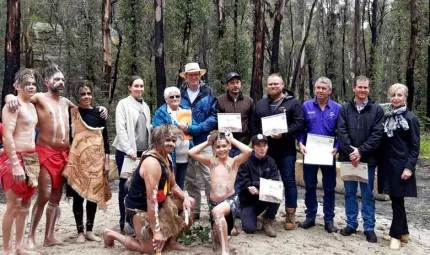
[270,0,286,73]
[353,0,361,76]
[155,0,166,108]
[177,0,192,87]
[342,0,348,99]
[2,0,21,110]
[427,0,430,128]
[286,0,294,88]
[361,0,367,71]
[307,45,314,99]
[406,0,418,110]
[291,0,318,92]
[326,0,336,81]
[102,0,112,95]
[250,0,265,101]
[216,0,226,39]
[367,0,378,81]
[131,0,138,74]
[233,0,238,68]
[109,1,122,106]
[23,19,33,68]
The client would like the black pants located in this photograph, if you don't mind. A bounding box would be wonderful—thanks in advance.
[390,196,409,239]
[68,185,98,233]
[241,201,280,233]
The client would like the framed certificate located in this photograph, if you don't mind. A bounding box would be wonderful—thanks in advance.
[217,113,242,133]
[261,113,288,136]
[304,134,334,166]
[340,162,368,183]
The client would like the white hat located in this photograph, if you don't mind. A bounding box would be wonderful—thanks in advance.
[179,62,207,78]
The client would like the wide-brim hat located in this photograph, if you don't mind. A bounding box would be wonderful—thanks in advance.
[179,62,207,78]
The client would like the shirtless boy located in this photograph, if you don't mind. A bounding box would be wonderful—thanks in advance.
[188,131,252,255]
[6,65,107,248]
[1,68,40,255]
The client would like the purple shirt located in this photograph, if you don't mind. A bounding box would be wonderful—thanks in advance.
[298,98,342,149]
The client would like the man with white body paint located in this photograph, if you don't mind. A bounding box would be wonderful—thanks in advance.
[6,65,108,249]
[1,68,40,255]
[188,131,252,255]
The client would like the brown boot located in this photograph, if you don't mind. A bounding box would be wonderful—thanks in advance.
[284,208,296,230]
[262,219,276,237]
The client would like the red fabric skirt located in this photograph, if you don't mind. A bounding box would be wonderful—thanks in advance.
[36,145,69,189]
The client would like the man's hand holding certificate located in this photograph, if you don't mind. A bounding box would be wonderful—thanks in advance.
[261,113,288,136]
[303,134,335,166]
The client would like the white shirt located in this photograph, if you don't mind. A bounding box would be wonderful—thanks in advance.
[187,86,200,104]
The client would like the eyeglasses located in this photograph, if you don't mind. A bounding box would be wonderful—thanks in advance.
[169,95,181,99]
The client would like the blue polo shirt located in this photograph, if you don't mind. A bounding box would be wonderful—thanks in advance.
[298,98,341,149]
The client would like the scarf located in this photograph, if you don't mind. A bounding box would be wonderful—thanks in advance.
[383,104,409,137]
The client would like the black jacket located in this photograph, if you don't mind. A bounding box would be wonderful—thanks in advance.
[237,152,279,208]
[337,99,384,166]
[250,90,305,159]
[377,110,419,197]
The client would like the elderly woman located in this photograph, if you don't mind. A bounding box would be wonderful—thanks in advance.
[378,84,420,250]
[152,86,200,189]
[113,76,151,234]
[103,125,195,254]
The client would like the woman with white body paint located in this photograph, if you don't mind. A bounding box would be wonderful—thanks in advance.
[104,125,195,254]
[112,76,152,234]
[188,131,252,255]
[1,68,40,255]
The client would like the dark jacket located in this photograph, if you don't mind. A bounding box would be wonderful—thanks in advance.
[250,90,305,159]
[180,81,218,145]
[217,91,254,145]
[237,152,279,207]
[377,109,419,197]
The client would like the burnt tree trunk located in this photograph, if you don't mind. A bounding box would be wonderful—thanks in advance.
[286,0,294,88]
[155,0,166,107]
[427,0,430,128]
[250,0,265,101]
[216,0,226,39]
[2,0,21,110]
[326,0,336,81]
[367,0,378,80]
[102,0,112,95]
[342,0,348,99]
[291,0,317,92]
[353,0,361,76]
[406,0,418,110]
[109,1,122,105]
[270,0,286,73]
[233,0,238,67]
[177,0,192,87]
[361,0,367,70]
[307,45,314,99]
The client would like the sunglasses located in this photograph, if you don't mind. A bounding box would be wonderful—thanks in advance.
[169,95,181,99]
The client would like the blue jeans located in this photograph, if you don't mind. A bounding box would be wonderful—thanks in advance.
[303,162,336,223]
[116,150,142,231]
[344,166,376,231]
[275,155,297,209]
[175,162,188,189]
[241,201,280,233]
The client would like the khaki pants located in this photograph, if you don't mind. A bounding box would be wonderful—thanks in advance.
[185,147,212,215]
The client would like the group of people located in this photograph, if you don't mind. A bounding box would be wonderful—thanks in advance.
[0,61,420,255]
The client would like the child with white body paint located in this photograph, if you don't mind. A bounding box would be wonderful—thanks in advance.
[188,131,252,255]
[1,68,40,255]
[5,65,108,249]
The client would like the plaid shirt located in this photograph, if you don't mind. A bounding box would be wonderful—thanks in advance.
[354,99,368,113]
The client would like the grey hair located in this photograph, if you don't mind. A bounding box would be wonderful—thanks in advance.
[163,86,181,99]
[314,76,332,90]
[388,83,408,99]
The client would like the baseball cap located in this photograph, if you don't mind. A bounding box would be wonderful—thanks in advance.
[225,72,241,83]
[251,134,268,146]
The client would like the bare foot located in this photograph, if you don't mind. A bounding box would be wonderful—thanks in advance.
[230,226,241,236]
[43,237,63,247]
[16,247,40,255]
[1,249,14,255]
[164,240,188,251]
[103,229,115,248]
[25,237,37,251]
[85,231,101,242]
[76,233,86,243]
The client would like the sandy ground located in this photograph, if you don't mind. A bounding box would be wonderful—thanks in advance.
[1,162,429,255]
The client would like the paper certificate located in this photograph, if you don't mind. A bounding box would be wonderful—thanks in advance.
[177,110,192,140]
[304,134,334,166]
[120,156,140,179]
[217,113,242,133]
[340,162,368,183]
[259,177,284,204]
[261,113,288,136]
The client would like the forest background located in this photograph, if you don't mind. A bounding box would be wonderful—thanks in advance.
[0,0,429,159]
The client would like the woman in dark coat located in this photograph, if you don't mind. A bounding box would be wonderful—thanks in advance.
[378,83,420,250]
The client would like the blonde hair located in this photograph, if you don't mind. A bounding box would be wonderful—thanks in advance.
[388,83,408,99]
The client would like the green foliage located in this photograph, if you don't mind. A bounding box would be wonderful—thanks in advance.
[420,130,430,160]
[177,222,211,245]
